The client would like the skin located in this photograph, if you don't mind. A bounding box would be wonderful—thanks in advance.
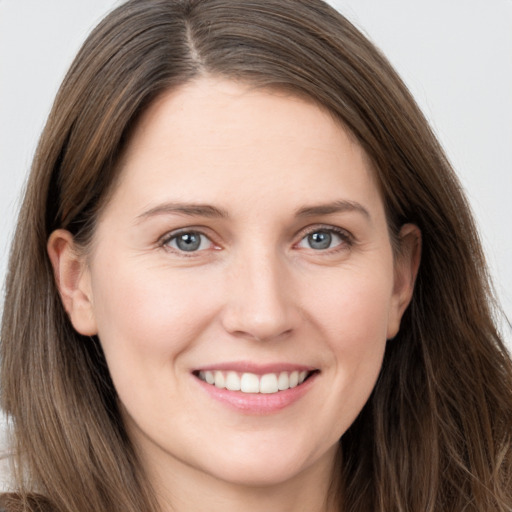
[49,78,420,512]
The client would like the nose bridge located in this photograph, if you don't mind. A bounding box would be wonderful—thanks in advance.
[222,241,298,341]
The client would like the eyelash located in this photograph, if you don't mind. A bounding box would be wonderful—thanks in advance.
[295,225,354,253]
[159,228,218,255]
[159,225,354,255]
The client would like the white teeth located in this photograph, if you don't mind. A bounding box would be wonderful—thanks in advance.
[225,371,241,391]
[277,371,289,390]
[214,371,225,388]
[240,373,260,393]
[198,370,312,394]
[259,373,278,394]
[289,371,299,388]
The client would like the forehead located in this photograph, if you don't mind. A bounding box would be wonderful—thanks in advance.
[108,77,383,222]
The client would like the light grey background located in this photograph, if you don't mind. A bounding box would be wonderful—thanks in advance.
[0,0,511,348]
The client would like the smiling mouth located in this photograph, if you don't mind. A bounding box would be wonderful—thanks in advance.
[194,370,317,394]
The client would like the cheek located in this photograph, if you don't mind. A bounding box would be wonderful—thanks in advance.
[305,263,393,427]
[309,262,394,347]
[89,256,220,370]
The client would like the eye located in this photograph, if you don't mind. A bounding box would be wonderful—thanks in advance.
[163,231,213,252]
[297,228,349,251]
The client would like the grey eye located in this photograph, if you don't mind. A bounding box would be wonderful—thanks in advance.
[297,229,346,251]
[167,232,210,252]
[307,231,333,250]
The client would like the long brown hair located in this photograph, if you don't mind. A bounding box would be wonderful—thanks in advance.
[1,1,511,511]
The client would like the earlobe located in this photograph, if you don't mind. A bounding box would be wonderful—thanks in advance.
[387,223,422,339]
[47,229,98,335]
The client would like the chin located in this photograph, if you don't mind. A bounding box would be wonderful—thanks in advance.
[198,440,337,489]
[204,459,308,488]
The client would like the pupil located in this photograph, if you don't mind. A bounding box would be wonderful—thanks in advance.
[309,231,331,250]
[177,233,200,251]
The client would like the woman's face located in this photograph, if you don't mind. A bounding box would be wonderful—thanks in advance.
[52,78,418,493]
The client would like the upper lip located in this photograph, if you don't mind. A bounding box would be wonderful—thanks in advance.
[193,361,317,375]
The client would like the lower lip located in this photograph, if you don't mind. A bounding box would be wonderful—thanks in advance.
[193,373,318,415]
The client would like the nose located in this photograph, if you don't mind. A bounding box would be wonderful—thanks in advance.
[220,247,301,342]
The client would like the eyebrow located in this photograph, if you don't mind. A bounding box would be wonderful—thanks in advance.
[136,203,229,222]
[295,200,371,220]
[136,199,371,222]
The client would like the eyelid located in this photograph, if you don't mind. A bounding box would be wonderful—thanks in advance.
[156,224,354,254]
[158,227,220,253]
[294,224,354,250]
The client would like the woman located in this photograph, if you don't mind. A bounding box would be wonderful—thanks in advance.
[1,0,511,511]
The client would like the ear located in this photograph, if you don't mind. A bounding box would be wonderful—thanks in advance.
[387,223,421,339]
[47,229,98,336]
